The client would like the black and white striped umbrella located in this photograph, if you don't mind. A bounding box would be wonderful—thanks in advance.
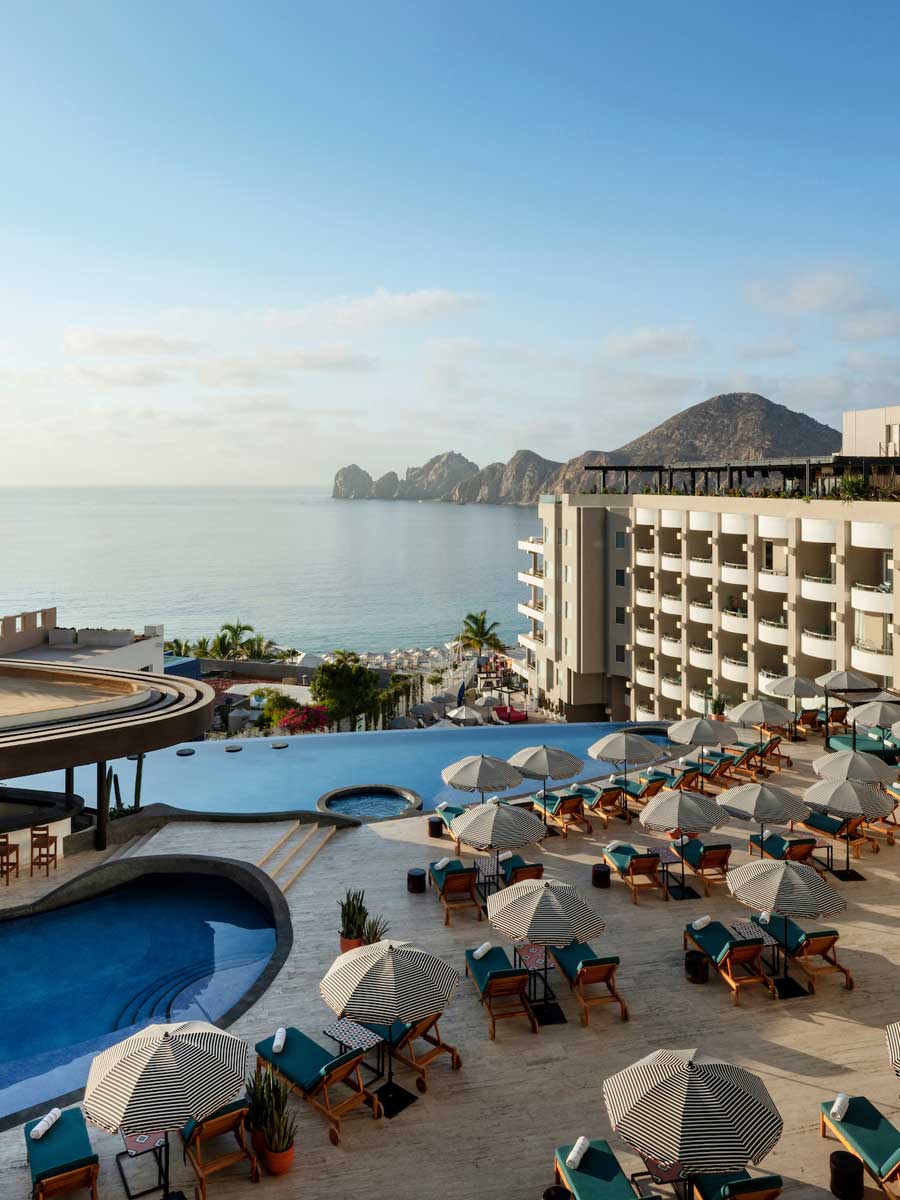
[449,799,545,851]
[486,878,605,946]
[441,754,523,798]
[805,777,894,820]
[727,859,845,919]
[587,730,661,767]
[812,749,897,784]
[667,716,739,749]
[727,699,794,729]
[603,1048,783,1173]
[717,782,810,828]
[640,789,725,834]
[885,1023,900,1076]
[508,744,584,783]
[84,1021,248,1136]
[320,940,460,1025]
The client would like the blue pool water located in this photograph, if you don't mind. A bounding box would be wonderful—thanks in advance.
[0,875,275,1125]
[14,721,670,816]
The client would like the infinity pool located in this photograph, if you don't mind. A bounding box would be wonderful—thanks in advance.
[14,721,670,816]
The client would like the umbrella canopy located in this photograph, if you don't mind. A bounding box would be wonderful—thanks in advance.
[431,691,457,705]
[473,694,504,710]
[727,699,793,728]
[320,941,459,1025]
[727,859,845,919]
[449,800,546,851]
[389,715,418,730]
[84,1021,248,1136]
[640,789,725,834]
[508,744,585,782]
[446,704,483,725]
[667,716,738,748]
[441,755,523,796]
[427,718,463,729]
[717,782,809,827]
[410,702,437,718]
[767,674,820,701]
[816,669,877,691]
[804,777,894,820]
[885,1024,900,1077]
[849,700,900,728]
[812,748,898,784]
[602,1048,783,1174]
[486,878,605,945]
[587,730,661,766]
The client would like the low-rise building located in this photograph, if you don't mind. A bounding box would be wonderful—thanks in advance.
[0,607,164,673]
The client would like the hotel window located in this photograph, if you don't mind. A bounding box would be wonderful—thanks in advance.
[615,531,626,549]
[615,568,626,587]
[615,645,625,663]
[761,540,774,571]
[563,600,571,619]
[564,565,571,582]
[564,528,570,546]
[615,606,625,624]
[563,637,570,656]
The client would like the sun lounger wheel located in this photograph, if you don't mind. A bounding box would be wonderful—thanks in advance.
[416,1077,427,1093]
[329,1127,341,1146]
[452,1051,462,1069]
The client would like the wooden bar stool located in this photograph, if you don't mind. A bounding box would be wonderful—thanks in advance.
[30,825,58,877]
[0,835,19,886]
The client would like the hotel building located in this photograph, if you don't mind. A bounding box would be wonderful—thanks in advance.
[514,404,900,721]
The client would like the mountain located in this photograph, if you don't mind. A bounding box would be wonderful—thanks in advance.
[332,393,842,504]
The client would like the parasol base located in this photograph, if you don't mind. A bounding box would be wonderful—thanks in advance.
[772,975,809,1001]
[532,1001,567,1026]
[162,1193,187,1200]
[375,1081,418,1119]
[666,882,700,901]
[832,868,866,882]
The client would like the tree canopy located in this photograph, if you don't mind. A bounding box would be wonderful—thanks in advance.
[309,658,381,721]
[460,609,504,655]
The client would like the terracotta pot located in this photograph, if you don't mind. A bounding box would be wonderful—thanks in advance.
[262,1144,295,1176]
[250,1128,266,1157]
[340,934,364,953]
[712,714,725,721]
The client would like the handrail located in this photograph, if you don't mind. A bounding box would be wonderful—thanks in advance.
[759,568,788,577]
[690,643,713,653]
[722,608,748,618]
[723,561,748,570]
[802,628,836,641]
[690,600,713,610]
[853,639,893,654]
[759,617,788,629]
[803,573,835,584]
[722,655,749,667]
[853,581,893,593]
[661,674,683,685]
[662,593,682,601]
[690,556,713,564]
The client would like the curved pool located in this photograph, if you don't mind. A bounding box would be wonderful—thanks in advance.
[0,867,279,1127]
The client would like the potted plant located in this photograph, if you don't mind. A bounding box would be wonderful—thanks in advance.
[338,888,368,952]
[245,1063,270,1156]
[711,694,727,720]
[261,1074,297,1175]
[363,913,390,944]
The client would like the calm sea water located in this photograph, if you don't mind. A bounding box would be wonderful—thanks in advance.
[0,487,537,651]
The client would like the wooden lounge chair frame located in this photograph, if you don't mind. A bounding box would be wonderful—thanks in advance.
[583,785,632,827]
[750,834,826,878]
[604,847,667,905]
[536,793,593,837]
[181,1103,259,1199]
[33,1163,99,1200]
[429,862,482,925]
[794,813,878,858]
[618,775,665,808]
[781,929,854,993]
[387,1013,462,1092]
[465,956,538,1039]
[820,1103,900,1194]
[548,947,629,1026]
[677,842,731,895]
[683,926,775,1005]
[259,1047,382,1146]
[642,766,701,792]
[503,858,545,884]
[688,1174,784,1200]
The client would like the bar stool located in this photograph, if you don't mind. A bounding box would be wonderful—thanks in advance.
[0,835,19,886]
[30,825,58,877]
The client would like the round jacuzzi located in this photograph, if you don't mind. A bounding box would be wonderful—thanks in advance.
[317,784,422,821]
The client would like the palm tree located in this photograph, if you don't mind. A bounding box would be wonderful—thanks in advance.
[209,631,236,659]
[331,649,360,665]
[165,637,193,656]
[460,610,504,656]
[242,633,277,661]
[192,636,212,658]
[220,619,254,646]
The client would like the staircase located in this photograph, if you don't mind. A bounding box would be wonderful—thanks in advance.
[257,822,336,894]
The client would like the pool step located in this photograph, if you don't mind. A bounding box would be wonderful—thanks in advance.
[255,820,301,869]
[264,824,320,884]
[281,824,336,894]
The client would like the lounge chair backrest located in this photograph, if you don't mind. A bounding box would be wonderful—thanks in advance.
[307,1048,366,1096]
[576,957,619,984]
[726,940,764,965]
[510,862,544,882]
[185,1103,248,1147]
[786,840,815,860]
[798,931,838,955]
[557,795,583,814]
[701,845,731,867]
[442,869,477,895]
[628,853,660,875]
[484,969,530,996]
[396,1013,440,1048]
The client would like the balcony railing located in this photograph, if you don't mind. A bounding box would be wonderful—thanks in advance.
[803,573,835,584]
[759,618,788,629]
[803,628,835,641]
[759,568,788,578]
[723,608,748,618]
[853,582,892,594]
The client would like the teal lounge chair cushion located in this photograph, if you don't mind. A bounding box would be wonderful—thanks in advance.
[465,946,524,993]
[501,853,537,883]
[256,1027,360,1094]
[533,792,563,815]
[699,755,735,777]
[692,1171,783,1200]
[555,1139,634,1200]
[750,833,815,859]
[550,941,619,983]
[604,844,645,873]
[752,914,837,956]
[437,804,464,827]
[361,1019,414,1046]
[25,1108,98,1187]
[803,811,844,837]
[181,1096,248,1147]
[429,859,474,891]
[820,1097,900,1178]
[688,920,762,966]
[677,839,725,869]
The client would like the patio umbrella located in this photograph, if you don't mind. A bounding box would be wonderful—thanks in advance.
[84,1021,248,1198]
[848,700,900,753]
[766,674,822,735]
[441,754,523,802]
[804,776,894,879]
[474,694,504,710]
[449,799,545,852]
[667,717,738,781]
[446,704,483,726]
[639,789,726,901]
[603,1048,783,1174]
[410,702,437,719]
[431,691,457,706]
[726,699,794,730]
[587,731,661,808]
[727,859,845,997]
[388,715,418,730]
[816,669,877,749]
[885,1023,900,1077]
[508,744,585,827]
[716,781,810,847]
[320,940,459,1115]
[812,749,897,784]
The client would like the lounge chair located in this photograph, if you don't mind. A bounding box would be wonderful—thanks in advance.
[675,839,732,895]
[500,853,544,885]
[749,832,825,876]
[602,844,666,904]
[532,791,593,837]
[683,921,774,1005]
[690,754,737,790]
[642,764,701,791]
[751,914,853,992]
[689,1172,783,1200]
[362,1014,461,1092]
[429,859,482,924]
[610,774,666,806]
[794,709,824,740]
[464,946,537,1038]
[727,734,792,771]
[547,942,628,1025]
[434,804,465,850]
[820,1096,900,1192]
[256,1028,381,1145]
[705,744,765,782]
[25,1108,99,1200]
[180,1098,258,1199]
[795,811,878,857]
[554,1139,635,1200]
[578,784,632,827]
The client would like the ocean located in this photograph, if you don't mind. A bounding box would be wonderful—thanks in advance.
[0,487,537,651]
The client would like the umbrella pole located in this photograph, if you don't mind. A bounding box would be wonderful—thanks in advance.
[542,776,548,828]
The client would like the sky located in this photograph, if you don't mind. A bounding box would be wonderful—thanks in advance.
[2,0,900,485]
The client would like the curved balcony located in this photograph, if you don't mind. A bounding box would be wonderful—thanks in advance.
[851,643,894,678]
[517,600,545,624]
[689,556,713,579]
[721,656,750,684]
[635,664,656,689]
[801,628,837,660]
[758,618,789,647]
[721,512,752,536]
[721,609,749,635]
[634,625,656,649]
[800,518,838,544]
[661,593,684,617]
[660,552,683,573]
[635,548,656,568]
[635,588,656,608]
[758,568,789,594]
[517,568,545,589]
[634,507,656,526]
[851,521,893,550]
[800,574,838,603]
[689,643,713,670]
[758,515,789,539]
[660,635,682,659]
[721,562,750,586]
[851,583,894,614]
[758,669,787,696]
[660,674,683,701]
[661,509,683,529]
[688,510,715,532]
[635,705,657,722]
[689,689,711,714]
[689,601,714,625]
[518,631,545,654]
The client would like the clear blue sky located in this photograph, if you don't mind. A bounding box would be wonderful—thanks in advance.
[2,1,899,483]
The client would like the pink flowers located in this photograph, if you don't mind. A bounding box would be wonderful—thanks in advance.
[277,704,329,734]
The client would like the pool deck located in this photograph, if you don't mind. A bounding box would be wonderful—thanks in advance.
[2,736,900,1198]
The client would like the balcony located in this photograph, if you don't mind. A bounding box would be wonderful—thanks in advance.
[661,509,683,529]
[851,583,893,614]
[758,515,790,539]
[635,664,656,689]
[689,643,713,670]
[689,688,711,714]
[758,669,788,696]
[660,635,683,659]
[758,618,789,647]
[660,674,683,701]
[689,556,713,579]
[721,512,752,536]
[800,574,838,603]
[517,536,544,554]
[635,588,656,608]
[851,642,894,677]
[758,568,789,594]
[721,561,750,586]
[634,507,656,526]
[635,548,656,568]
[800,518,838,544]
[721,609,750,635]
[851,521,893,550]
[689,511,715,531]
[801,628,837,660]
[661,593,684,617]
[661,552,683,573]
[721,656,750,684]
[634,625,656,649]
[689,601,714,625]
[517,630,545,654]
[635,704,657,721]
[517,568,545,589]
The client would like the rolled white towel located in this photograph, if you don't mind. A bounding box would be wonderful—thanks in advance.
[606,840,625,852]
[759,910,772,925]
[436,801,448,812]
[472,941,492,960]
[566,1136,590,1170]
[434,856,450,870]
[692,915,712,931]
[272,1027,286,1054]
[498,850,513,862]
[29,1108,61,1141]
[831,1093,849,1121]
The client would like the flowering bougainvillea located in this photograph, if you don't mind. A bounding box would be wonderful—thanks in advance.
[277,704,329,734]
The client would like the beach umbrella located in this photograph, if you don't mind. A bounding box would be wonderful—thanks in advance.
[587,731,661,803]
[446,704,483,726]
[885,1024,900,1077]
[667,717,738,780]
[427,718,463,730]
[431,691,457,706]
[603,1049,783,1174]
[804,776,894,878]
[388,715,418,730]
[410,702,437,719]
[812,749,897,784]
[716,781,810,847]
[639,789,726,901]
[847,700,900,752]
[473,694,504,710]
[441,754,523,802]
[766,674,822,732]
[508,744,585,827]
[816,669,877,746]
[727,699,794,729]
[449,799,545,852]
[84,1021,248,1196]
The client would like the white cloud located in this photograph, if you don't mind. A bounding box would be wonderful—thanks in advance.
[196,347,375,387]
[736,337,800,361]
[600,326,704,360]
[838,308,900,341]
[263,287,481,331]
[70,364,174,388]
[747,268,873,316]
[64,328,199,356]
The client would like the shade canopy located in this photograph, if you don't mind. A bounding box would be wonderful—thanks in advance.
[320,941,459,1025]
[84,1021,248,1136]
[727,699,793,728]
[766,674,821,701]
[508,744,584,782]
[587,730,661,766]
[602,1048,783,1174]
[812,749,898,784]
[848,700,900,728]
[473,694,504,710]
[804,777,894,820]
[640,788,725,834]
[717,782,809,827]
[446,705,483,725]
[667,716,738,748]
[816,669,877,691]
[449,800,546,851]
[486,878,605,946]
[441,754,523,794]
[727,859,845,919]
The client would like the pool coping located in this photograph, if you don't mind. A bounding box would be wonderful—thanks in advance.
[316,782,423,822]
[0,852,293,1133]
